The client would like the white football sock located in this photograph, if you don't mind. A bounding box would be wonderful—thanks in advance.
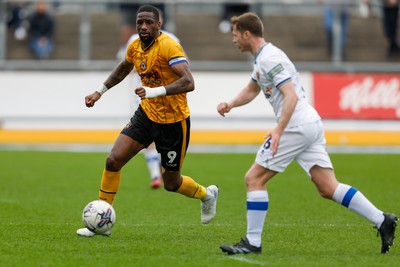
[144,148,161,180]
[246,190,269,248]
[332,183,385,228]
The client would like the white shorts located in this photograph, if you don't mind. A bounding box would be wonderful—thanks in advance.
[255,120,333,177]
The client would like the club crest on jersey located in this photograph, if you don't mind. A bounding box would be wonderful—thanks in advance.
[264,87,272,98]
[140,61,147,71]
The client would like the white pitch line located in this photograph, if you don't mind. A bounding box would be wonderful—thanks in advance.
[227,255,267,266]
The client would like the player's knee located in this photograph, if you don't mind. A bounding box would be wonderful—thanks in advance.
[105,155,122,172]
[162,171,181,191]
[163,181,179,192]
[244,174,257,188]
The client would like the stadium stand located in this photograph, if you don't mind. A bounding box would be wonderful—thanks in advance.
[5,8,389,62]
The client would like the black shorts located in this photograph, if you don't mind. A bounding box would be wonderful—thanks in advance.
[121,106,190,171]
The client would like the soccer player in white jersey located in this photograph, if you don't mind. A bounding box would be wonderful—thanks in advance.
[116,11,180,189]
[217,12,397,254]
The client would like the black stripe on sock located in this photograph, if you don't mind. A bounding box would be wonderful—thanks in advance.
[100,189,116,195]
[191,184,200,198]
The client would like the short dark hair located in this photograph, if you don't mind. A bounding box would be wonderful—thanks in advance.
[231,12,264,37]
[137,5,160,22]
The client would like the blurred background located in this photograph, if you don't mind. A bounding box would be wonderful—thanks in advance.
[2,0,400,67]
[0,0,399,151]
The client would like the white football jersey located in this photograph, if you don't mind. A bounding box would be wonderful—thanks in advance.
[251,42,320,128]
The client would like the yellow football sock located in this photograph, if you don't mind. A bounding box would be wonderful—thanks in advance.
[98,169,121,205]
[177,175,207,199]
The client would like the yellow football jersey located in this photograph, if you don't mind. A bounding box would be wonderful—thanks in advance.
[126,32,190,124]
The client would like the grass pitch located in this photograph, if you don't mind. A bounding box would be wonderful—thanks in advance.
[0,150,399,267]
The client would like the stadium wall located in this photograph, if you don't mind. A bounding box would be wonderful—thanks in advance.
[0,71,399,147]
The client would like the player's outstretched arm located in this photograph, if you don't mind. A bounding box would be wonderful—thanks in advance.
[103,59,134,89]
[217,79,261,117]
[84,59,134,107]
[85,91,101,108]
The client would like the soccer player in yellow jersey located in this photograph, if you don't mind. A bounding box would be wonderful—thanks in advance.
[77,5,219,237]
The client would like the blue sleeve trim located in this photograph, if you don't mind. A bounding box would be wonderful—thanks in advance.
[276,77,291,88]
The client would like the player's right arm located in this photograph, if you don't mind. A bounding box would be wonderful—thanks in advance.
[266,80,298,157]
[217,79,261,117]
[85,59,134,108]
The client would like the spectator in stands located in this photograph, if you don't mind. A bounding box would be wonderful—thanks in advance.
[218,3,250,33]
[6,2,28,40]
[320,0,370,61]
[27,1,55,60]
[320,0,351,61]
[382,0,399,57]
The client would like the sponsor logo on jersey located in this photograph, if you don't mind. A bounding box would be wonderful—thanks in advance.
[265,87,272,99]
[140,71,162,87]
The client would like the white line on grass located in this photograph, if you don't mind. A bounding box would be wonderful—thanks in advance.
[227,255,267,266]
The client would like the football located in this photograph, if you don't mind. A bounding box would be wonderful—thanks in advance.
[82,200,116,234]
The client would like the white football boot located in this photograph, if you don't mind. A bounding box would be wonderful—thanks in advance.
[201,185,219,224]
[76,228,111,237]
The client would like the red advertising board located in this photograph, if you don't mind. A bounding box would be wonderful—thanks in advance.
[313,73,400,120]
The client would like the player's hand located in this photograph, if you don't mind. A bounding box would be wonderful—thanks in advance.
[217,102,231,117]
[85,91,101,107]
[265,128,282,158]
[135,86,166,99]
[135,87,146,100]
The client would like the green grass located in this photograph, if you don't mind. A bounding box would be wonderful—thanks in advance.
[0,150,399,267]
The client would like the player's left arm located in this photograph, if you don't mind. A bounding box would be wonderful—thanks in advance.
[267,80,298,157]
[165,62,195,94]
[135,62,194,99]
